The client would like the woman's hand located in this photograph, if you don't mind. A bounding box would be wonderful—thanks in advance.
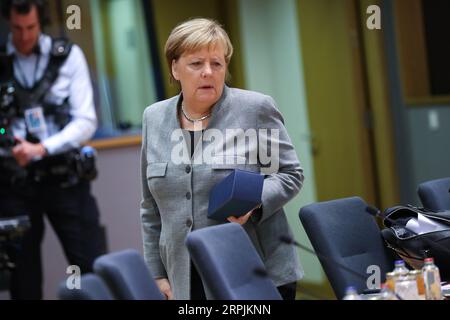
[156,278,173,300]
[227,210,253,225]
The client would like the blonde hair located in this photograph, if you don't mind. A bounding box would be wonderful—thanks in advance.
[165,18,233,82]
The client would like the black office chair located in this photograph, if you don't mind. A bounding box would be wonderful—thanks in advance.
[58,273,114,300]
[186,223,282,300]
[418,177,450,211]
[299,196,395,299]
[93,249,164,300]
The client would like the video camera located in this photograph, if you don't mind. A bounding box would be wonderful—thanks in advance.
[0,215,30,290]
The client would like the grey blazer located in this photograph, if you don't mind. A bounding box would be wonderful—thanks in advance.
[140,86,304,299]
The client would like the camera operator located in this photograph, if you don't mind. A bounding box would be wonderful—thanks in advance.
[0,0,104,299]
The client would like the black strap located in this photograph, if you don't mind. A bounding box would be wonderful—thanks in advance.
[0,43,13,83]
[385,243,424,262]
[14,37,73,113]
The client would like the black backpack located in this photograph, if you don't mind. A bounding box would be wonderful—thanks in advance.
[381,205,450,280]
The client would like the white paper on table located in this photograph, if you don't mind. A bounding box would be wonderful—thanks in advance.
[405,213,449,235]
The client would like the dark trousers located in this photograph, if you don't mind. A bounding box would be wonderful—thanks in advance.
[0,181,105,300]
[190,263,297,300]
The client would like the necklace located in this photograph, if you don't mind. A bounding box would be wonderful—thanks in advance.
[181,104,211,123]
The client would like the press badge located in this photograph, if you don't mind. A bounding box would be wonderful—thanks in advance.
[24,106,47,134]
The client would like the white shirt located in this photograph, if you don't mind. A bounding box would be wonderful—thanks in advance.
[4,33,97,155]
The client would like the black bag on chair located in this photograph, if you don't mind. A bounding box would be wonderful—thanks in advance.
[380,205,450,280]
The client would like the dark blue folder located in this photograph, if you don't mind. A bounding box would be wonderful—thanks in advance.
[208,169,264,222]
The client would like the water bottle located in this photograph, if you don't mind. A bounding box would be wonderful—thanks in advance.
[391,260,416,299]
[80,146,98,180]
[391,260,408,287]
[379,283,398,300]
[422,257,442,300]
[392,260,409,276]
[342,286,362,300]
[394,274,419,300]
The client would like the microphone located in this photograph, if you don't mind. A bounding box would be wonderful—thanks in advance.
[278,234,404,300]
[253,262,331,300]
[366,205,414,231]
[367,204,412,228]
[366,205,382,218]
[279,235,371,282]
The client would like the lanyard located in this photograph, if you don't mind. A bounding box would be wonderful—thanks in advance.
[14,53,41,89]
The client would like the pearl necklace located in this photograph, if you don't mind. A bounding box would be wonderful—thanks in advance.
[181,104,211,123]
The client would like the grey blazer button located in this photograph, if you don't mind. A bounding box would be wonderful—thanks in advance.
[185,165,191,174]
[186,219,192,228]
[186,192,191,200]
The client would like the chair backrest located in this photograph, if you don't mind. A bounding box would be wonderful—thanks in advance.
[299,196,395,299]
[418,177,450,211]
[185,223,282,300]
[93,249,163,300]
[58,273,114,300]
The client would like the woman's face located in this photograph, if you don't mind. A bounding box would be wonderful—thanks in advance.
[172,43,227,108]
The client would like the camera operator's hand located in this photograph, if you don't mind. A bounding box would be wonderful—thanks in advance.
[12,137,47,167]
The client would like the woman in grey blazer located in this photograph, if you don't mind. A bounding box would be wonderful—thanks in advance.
[140,18,304,300]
